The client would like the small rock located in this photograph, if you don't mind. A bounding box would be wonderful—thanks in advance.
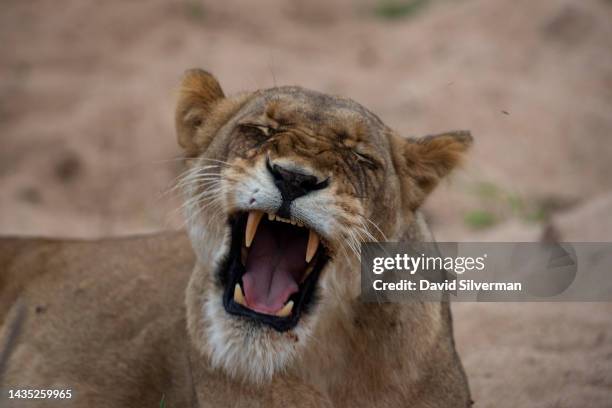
[54,152,82,183]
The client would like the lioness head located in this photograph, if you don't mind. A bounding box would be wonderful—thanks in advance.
[177,70,471,383]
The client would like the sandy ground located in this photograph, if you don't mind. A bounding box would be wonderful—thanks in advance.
[1,0,611,406]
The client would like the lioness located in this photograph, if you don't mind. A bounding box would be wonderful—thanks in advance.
[0,70,471,407]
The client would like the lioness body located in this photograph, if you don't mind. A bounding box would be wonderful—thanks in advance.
[0,234,195,407]
[1,71,471,407]
[1,230,468,407]
[0,234,327,407]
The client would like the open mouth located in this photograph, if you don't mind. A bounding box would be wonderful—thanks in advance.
[221,211,330,332]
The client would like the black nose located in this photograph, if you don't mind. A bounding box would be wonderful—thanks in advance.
[267,160,328,204]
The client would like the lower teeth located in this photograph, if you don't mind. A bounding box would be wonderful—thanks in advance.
[233,283,246,306]
[276,300,294,317]
[233,283,294,318]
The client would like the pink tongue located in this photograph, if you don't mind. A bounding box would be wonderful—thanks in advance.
[242,221,307,315]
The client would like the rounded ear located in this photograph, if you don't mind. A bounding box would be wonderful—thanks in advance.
[390,130,473,210]
[175,69,225,155]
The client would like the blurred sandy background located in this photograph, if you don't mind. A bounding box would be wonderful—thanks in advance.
[1,0,611,406]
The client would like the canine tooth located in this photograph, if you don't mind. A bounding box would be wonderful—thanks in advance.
[276,301,294,317]
[234,284,246,306]
[245,211,264,248]
[268,213,274,221]
[305,230,320,263]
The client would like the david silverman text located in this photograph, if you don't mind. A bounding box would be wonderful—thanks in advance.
[373,279,522,292]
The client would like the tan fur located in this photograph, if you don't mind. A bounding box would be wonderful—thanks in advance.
[0,70,471,407]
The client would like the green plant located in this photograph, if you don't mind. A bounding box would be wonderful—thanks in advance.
[464,210,497,229]
[374,0,430,20]
[463,180,553,229]
[184,0,206,21]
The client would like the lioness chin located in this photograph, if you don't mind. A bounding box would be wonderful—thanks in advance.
[1,70,471,407]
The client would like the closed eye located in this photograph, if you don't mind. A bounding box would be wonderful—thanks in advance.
[353,151,379,169]
[239,123,272,139]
